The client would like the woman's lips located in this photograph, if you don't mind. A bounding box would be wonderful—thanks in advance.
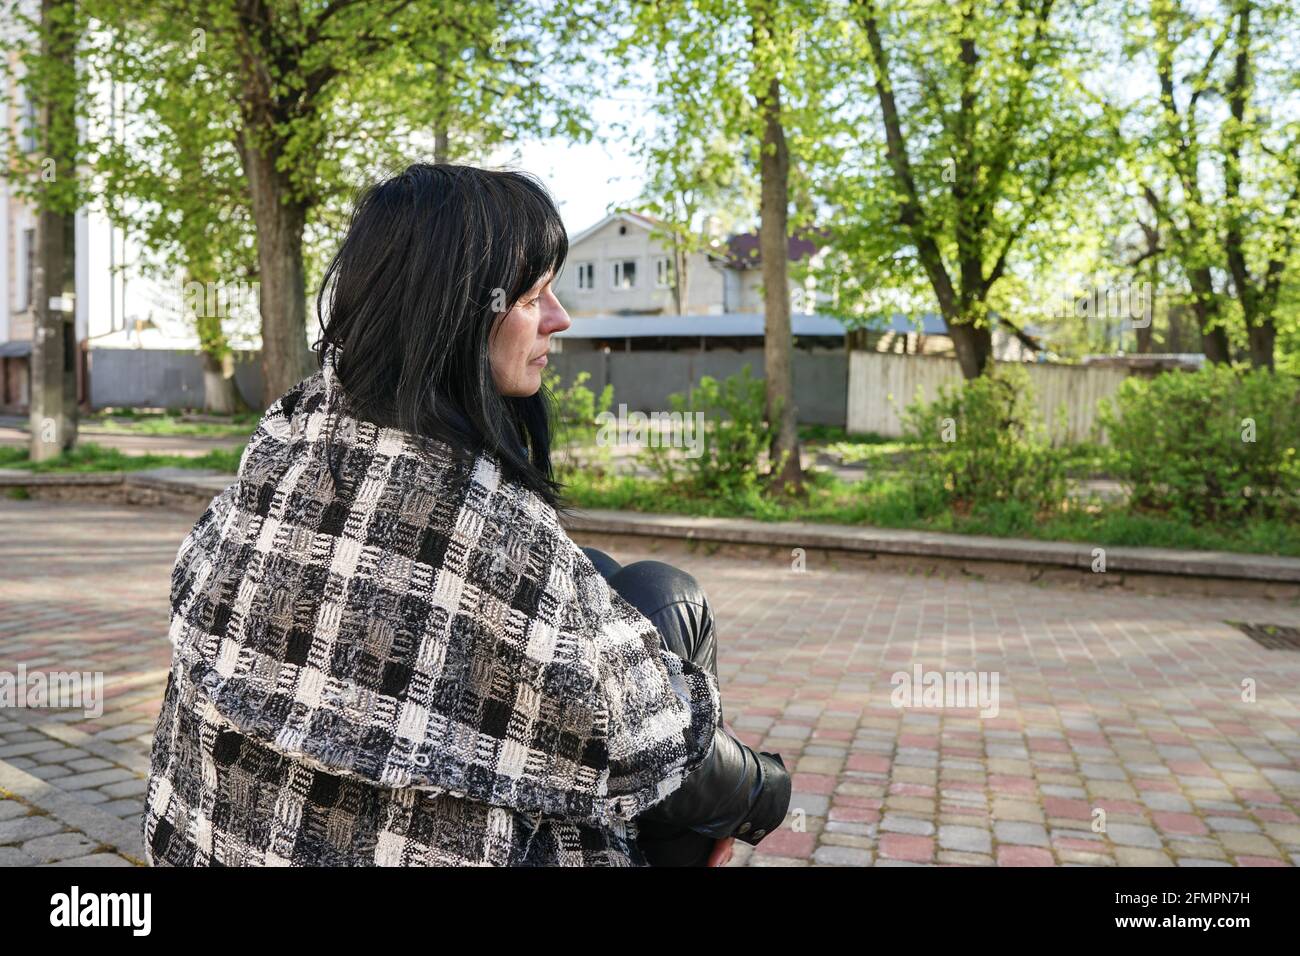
[530,353,549,367]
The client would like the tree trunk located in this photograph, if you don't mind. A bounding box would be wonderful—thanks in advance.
[948,322,993,380]
[757,73,803,492]
[1247,319,1275,371]
[242,137,312,404]
[196,311,246,414]
[1189,269,1230,364]
[29,0,78,461]
[672,233,690,315]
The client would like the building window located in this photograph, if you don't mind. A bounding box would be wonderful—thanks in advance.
[655,257,673,288]
[612,260,637,290]
[576,262,595,290]
[21,229,36,311]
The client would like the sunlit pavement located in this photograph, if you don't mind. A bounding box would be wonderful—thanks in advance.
[1,497,1297,866]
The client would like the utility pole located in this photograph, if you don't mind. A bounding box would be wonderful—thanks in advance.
[28,0,78,461]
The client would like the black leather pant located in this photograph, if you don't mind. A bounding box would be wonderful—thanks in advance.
[582,547,792,866]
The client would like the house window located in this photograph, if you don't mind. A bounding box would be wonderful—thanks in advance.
[575,262,595,290]
[21,229,36,311]
[655,257,672,288]
[612,260,637,290]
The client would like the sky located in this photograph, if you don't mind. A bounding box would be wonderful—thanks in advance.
[487,61,660,238]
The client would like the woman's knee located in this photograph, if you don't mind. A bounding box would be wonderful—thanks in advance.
[607,561,716,671]
[581,546,623,582]
[609,561,706,613]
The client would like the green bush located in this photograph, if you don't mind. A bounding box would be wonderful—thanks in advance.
[901,362,1066,514]
[543,368,613,475]
[642,365,775,496]
[1099,365,1300,521]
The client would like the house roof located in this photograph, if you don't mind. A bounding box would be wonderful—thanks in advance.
[557,312,847,338]
[722,226,832,269]
[555,311,1024,339]
[567,210,664,248]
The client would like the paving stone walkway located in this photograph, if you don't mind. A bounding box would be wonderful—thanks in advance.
[1,498,1298,866]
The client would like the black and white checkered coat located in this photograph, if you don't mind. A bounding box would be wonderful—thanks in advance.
[141,349,721,866]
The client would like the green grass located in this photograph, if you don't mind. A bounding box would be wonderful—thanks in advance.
[559,466,1300,559]
[0,442,244,474]
[82,409,259,438]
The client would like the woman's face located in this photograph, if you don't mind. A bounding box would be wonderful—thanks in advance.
[489,271,571,397]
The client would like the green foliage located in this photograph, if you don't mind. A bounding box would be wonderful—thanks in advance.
[901,362,1066,514]
[642,365,775,496]
[543,368,613,476]
[1099,365,1300,521]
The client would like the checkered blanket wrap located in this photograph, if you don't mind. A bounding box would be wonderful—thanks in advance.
[141,351,721,866]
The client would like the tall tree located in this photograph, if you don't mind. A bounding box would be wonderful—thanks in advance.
[616,0,835,491]
[83,5,256,411]
[820,0,1106,379]
[60,0,597,403]
[1129,0,1300,368]
[4,0,84,459]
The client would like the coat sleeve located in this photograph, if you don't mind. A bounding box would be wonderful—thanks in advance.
[589,597,722,823]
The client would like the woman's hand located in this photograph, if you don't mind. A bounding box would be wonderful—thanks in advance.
[707,836,735,867]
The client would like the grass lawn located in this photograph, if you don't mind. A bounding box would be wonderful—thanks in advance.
[560,462,1300,559]
[81,409,260,439]
[0,442,245,475]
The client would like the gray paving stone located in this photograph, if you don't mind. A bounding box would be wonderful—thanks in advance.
[939,824,992,854]
[65,757,115,773]
[881,814,935,836]
[0,740,65,759]
[57,768,135,791]
[823,821,876,837]
[1105,823,1164,848]
[45,853,135,867]
[99,798,147,818]
[1079,762,1127,781]
[21,831,100,863]
[813,844,872,866]
[25,763,72,781]
[29,746,92,765]
[788,793,829,817]
[1142,792,1193,812]
[0,814,64,845]
[0,799,32,822]
[99,777,148,799]
[993,821,1049,847]
[1206,816,1261,833]
[0,845,38,866]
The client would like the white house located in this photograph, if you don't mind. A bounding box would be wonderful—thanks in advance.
[556,210,828,319]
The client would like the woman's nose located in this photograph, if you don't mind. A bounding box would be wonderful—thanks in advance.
[541,292,571,335]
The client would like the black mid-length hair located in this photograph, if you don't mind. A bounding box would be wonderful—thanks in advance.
[315,163,567,506]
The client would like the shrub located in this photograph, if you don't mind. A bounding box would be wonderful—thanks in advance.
[1099,365,1300,521]
[901,362,1066,514]
[642,365,775,496]
[543,368,613,475]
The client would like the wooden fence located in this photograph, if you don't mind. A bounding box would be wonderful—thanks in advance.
[847,351,1133,444]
